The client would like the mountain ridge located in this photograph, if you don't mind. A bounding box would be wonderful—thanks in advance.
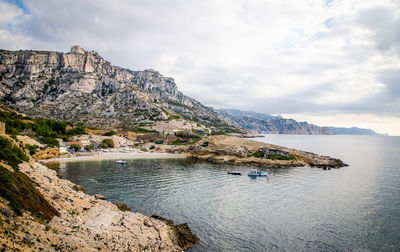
[0,46,232,132]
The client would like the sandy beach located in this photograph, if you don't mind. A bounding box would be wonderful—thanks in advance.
[41,151,187,163]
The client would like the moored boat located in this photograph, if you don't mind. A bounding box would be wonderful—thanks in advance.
[247,170,268,176]
[116,160,126,164]
[227,171,242,175]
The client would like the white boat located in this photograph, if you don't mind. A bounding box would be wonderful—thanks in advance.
[116,160,126,164]
[247,170,268,176]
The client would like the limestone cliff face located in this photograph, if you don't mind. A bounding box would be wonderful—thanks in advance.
[0,46,225,129]
[220,109,333,135]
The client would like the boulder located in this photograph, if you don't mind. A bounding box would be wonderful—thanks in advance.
[152,214,200,250]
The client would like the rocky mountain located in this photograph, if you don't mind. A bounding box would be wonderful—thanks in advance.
[0,46,229,131]
[220,109,334,135]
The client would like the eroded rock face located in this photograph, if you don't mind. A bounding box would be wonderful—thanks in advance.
[0,47,226,129]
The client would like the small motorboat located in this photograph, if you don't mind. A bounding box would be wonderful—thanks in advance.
[227,171,241,175]
[116,160,126,164]
[247,170,268,176]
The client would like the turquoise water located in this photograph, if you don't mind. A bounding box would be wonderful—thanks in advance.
[50,135,400,251]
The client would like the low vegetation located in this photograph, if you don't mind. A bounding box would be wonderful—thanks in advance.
[248,150,296,160]
[70,143,81,152]
[84,144,93,151]
[0,135,59,220]
[0,136,29,169]
[0,110,86,147]
[266,154,296,160]
[131,128,158,134]
[103,130,116,136]
[0,166,59,220]
[25,144,38,155]
[169,132,202,146]
[98,139,114,149]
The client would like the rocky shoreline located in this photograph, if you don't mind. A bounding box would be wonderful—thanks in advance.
[41,135,348,169]
[0,159,199,251]
[162,135,347,169]
[0,134,347,251]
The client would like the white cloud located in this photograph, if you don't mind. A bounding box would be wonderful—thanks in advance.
[0,2,22,23]
[0,0,399,134]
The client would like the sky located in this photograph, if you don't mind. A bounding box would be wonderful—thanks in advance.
[0,0,399,135]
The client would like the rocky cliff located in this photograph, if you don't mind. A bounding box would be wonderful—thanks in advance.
[0,46,226,130]
[220,109,333,135]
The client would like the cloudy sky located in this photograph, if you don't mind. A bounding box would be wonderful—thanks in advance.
[1,0,399,135]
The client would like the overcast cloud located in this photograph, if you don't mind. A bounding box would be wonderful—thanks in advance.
[0,0,399,135]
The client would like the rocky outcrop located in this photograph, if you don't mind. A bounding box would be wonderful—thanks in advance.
[0,47,228,130]
[219,109,334,135]
[164,135,347,169]
[0,159,197,251]
[151,215,200,250]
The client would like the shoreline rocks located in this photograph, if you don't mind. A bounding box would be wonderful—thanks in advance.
[0,159,198,251]
[151,215,200,250]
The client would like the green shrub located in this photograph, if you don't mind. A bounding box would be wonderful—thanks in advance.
[66,125,86,135]
[154,139,164,144]
[266,154,296,160]
[84,145,93,151]
[0,110,88,146]
[103,130,116,136]
[201,141,209,147]
[98,139,114,149]
[0,166,59,220]
[0,110,27,134]
[70,143,81,152]
[149,145,155,150]
[131,128,158,134]
[42,137,59,147]
[25,144,38,155]
[0,136,29,169]
[252,151,264,158]
[10,134,18,141]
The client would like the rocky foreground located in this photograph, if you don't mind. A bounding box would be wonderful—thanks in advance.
[0,159,199,251]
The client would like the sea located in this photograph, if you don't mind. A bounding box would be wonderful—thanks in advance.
[49,135,400,251]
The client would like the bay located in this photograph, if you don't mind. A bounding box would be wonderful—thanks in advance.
[50,135,400,251]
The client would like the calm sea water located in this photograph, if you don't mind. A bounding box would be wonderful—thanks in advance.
[50,135,400,251]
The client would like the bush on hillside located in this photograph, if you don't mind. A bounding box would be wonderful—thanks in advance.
[103,130,116,136]
[70,143,81,152]
[0,136,29,169]
[98,139,114,149]
[0,166,59,219]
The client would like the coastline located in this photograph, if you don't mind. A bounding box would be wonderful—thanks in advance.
[41,151,187,163]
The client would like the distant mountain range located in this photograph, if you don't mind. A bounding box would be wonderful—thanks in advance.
[328,126,384,135]
[220,109,383,135]
[219,109,333,135]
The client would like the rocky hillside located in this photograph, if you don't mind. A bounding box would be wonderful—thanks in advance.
[0,46,228,131]
[220,109,333,135]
